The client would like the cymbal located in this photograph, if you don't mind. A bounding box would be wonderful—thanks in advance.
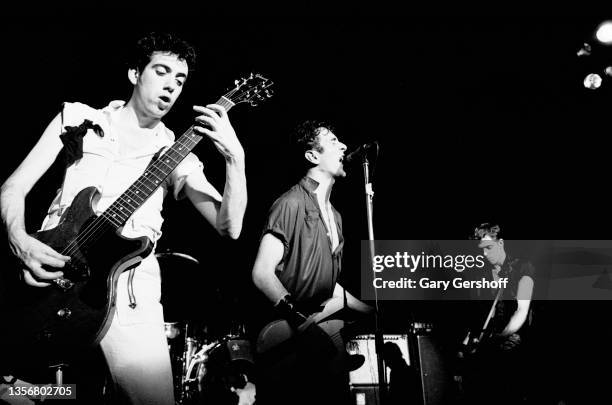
[157,250,221,324]
[155,250,199,265]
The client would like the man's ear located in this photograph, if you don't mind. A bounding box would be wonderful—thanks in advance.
[304,150,319,165]
[128,68,139,85]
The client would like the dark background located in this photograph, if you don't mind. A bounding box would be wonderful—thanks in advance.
[1,5,611,403]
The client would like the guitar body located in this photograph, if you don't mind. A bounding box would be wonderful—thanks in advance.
[257,318,346,355]
[255,297,365,391]
[458,329,492,359]
[4,187,152,381]
[256,297,347,355]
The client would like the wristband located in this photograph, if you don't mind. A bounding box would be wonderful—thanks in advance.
[274,294,308,328]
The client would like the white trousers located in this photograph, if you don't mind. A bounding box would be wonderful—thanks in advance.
[100,254,174,405]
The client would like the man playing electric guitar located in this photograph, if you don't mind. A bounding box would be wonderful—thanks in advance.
[0,32,247,405]
[251,121,372,405]
[458,283,505,359]
[459,223,535,405]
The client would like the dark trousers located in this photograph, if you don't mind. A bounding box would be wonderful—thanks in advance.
[256,326,352,405]
[461,335,526,405]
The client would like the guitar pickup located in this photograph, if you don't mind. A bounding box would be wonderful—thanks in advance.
[54,277,75,291]
[60,260,91,283]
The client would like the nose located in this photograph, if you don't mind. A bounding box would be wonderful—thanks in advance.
[339,142,347,152]
[164,79,177,93]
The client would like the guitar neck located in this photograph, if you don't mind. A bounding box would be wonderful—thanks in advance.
[478,286,505,338]
[97,96,235,229]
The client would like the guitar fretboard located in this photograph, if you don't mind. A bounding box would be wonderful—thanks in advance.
[97,96,235,229]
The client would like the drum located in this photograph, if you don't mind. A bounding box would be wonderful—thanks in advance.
[164,322,181,340]
[164,321,213,404]
[195,335,256,405]
[157,251,252,403]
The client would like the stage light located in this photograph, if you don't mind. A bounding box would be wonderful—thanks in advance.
[584,73,602,89]
[577,42,592,57]
[595,21,612,44]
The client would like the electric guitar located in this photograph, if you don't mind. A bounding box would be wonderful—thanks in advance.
[3,74,273,381]
[458,285,505,359]
[256,296,354,356]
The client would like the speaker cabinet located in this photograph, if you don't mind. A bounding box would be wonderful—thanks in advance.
[347,334,410,385]
[412,334,455,405]
[348,334,410,404]
[347,333,456,405]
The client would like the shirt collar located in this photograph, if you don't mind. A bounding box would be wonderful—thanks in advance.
[102,100,172,148]
[300,176,320,193]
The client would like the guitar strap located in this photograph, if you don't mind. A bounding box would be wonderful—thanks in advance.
[147,146,167,167]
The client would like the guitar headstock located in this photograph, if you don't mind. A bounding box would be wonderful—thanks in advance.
[225,73,274,107]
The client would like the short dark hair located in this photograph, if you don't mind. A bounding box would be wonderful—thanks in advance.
[473,223,502,240]
[128,32,197,73]
[291,120,334,171]
[292,120,335,152]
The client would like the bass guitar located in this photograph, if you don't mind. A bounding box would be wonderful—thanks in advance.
[4,74,273,381]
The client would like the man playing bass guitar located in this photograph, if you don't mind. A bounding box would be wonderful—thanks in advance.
[0,32,247,405]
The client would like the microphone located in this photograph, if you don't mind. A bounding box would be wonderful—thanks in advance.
[344,141,378,163]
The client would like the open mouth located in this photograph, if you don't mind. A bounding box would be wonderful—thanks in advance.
[159,95,171,104]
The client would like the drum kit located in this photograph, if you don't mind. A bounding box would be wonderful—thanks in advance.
[157,251,256,405]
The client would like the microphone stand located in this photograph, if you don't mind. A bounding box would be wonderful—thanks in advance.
[359,153,387,404]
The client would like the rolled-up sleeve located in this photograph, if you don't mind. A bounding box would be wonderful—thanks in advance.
[168,152,222,202]
[262,197,301,258]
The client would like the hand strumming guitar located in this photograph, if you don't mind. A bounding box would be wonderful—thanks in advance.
[274,294,308,329]
[274,294,337,360]
[9,229,70,287]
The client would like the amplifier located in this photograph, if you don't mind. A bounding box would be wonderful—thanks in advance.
[347,332,455,405]
[347,334,410,385]
[413,334,455,405]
